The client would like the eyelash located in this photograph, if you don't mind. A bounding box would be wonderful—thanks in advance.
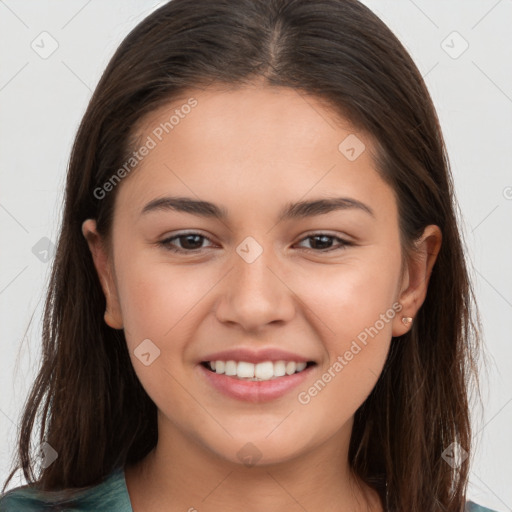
[158,232,353,254]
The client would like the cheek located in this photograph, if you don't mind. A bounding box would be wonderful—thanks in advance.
[294,268,397,420]
[291,253,399,406]
[292,251,401,341]
[114,259,211,417]
[115,257,213,349]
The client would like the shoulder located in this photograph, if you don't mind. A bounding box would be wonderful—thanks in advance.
[0,486,45,512]
[0,467,132,511]
[466,500,500,512]
[0,479,497,512]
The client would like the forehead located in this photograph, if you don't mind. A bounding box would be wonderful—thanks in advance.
[114,84,395,223]
[133,85,355,157]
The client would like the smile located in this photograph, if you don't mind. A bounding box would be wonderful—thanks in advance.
[198,360,317,403]
[201,360,314,381]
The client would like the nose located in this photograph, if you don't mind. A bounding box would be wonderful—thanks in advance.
[214,237,296,332]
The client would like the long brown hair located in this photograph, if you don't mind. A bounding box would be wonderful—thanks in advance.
[2,1,481,510]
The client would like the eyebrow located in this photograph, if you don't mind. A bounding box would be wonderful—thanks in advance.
[140,195,375,221]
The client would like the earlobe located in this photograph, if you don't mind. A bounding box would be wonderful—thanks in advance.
[392,225,442,337]
[81,219,124,330]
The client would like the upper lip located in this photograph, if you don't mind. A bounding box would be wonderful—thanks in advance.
[200,348,315,365]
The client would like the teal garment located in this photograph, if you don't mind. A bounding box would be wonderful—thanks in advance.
[0,467,499,511]
[0,467,132,511]
[466,504,500,512]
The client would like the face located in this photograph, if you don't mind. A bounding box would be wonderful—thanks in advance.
[83,84,440,467]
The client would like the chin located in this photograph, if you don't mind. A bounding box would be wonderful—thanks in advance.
[202,433,309,469]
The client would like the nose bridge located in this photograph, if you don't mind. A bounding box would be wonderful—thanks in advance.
[216,234,295,329]
[233,234,280,295]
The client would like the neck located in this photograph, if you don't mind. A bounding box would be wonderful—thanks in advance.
[125,415,382,512]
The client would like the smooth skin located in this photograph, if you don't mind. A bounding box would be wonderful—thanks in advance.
[82,83,442,512]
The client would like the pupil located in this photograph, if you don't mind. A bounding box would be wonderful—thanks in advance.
[312,235,331,250]
[182,234,202,249]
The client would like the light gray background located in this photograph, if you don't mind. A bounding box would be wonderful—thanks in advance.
[1,1,511,509]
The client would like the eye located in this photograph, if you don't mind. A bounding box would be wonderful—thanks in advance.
[295,233,352,252]
[158,231,353,254]
[159,232,215,253]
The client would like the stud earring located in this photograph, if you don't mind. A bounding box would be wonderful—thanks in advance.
[402,316,413,326]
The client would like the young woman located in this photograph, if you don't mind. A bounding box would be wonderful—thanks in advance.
[0,0,494,510]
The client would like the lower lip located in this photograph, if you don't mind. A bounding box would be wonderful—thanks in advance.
[198,363,315,403]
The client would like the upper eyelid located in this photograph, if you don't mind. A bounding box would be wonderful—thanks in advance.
[160,231,351,250]
[161,231,216,244]
[160,230,349,241]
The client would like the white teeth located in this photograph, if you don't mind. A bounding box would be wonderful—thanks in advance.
[254,361,274,380]
[237,361,255,378]
[285,361,297,375]
[273,361,286,377]
[207,359,311,381]
[296,362,307,372]
[224,360,237,376]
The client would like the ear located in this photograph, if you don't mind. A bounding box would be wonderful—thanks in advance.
[81,219,124,330]
[392,224,442,337]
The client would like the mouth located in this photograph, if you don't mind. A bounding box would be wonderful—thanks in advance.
[198,359,318,402]
[200,360,317,381]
